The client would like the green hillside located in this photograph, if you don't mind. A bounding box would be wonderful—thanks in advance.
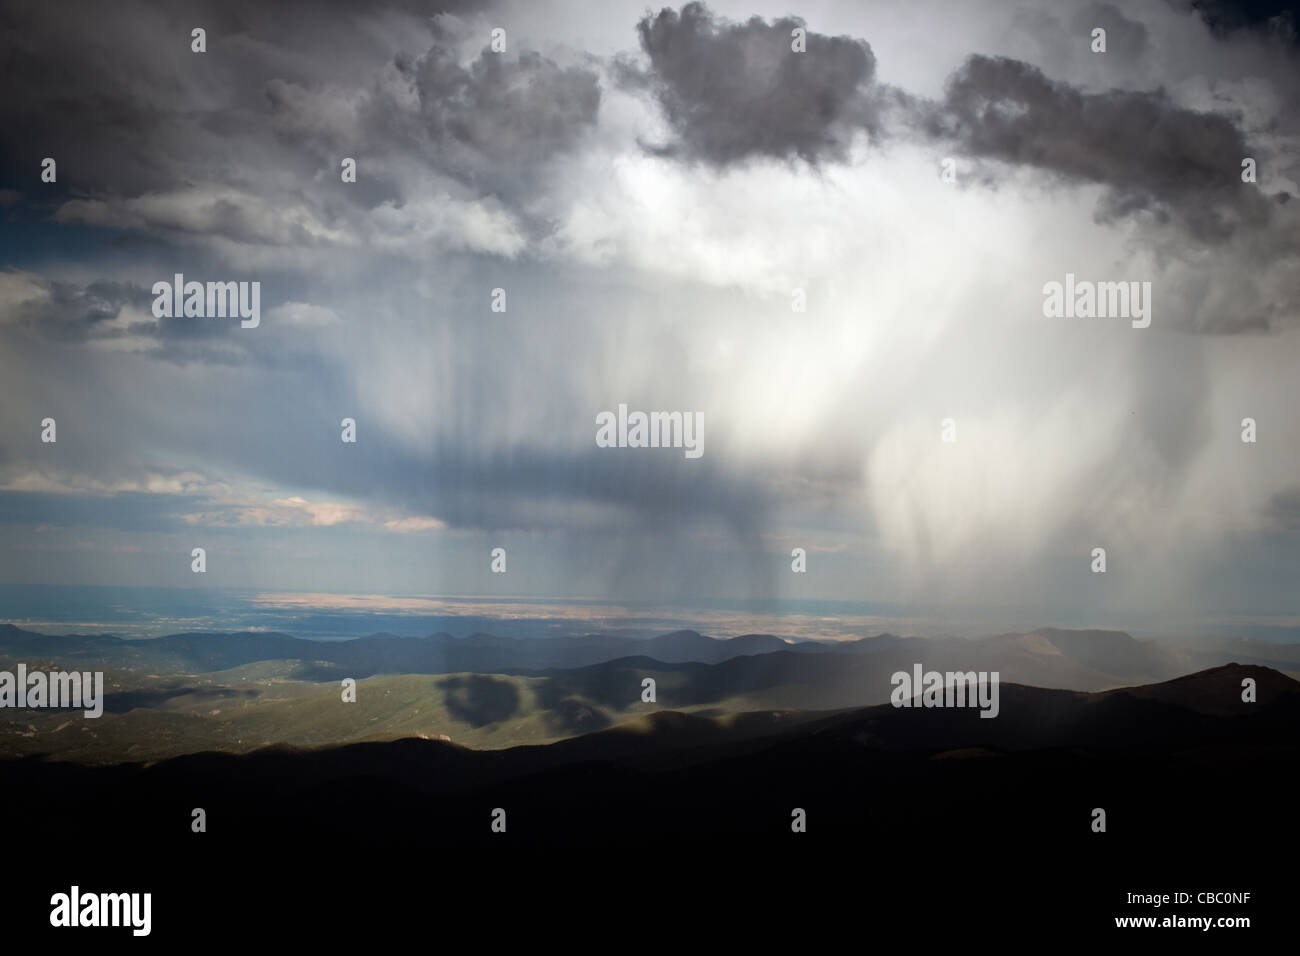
[0,664,790,764]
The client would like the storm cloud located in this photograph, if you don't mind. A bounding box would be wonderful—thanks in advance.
[933,53,1278,242]
[628,2,885,165]
[1,0,1298,627]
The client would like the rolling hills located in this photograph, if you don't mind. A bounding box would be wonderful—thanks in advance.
[4,622,1299,763]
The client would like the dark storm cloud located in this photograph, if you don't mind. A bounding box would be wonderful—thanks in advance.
[2,0,1283,256]
[628,2,885,166]
[0,0,446,196]
[1188,0,1300,44]
[932,54,1277,242]
[0,0,594,220]
[623,4,1282,251]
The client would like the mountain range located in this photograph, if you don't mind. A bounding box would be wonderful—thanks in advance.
[6,661,1295,937]
[5,622,1299,763]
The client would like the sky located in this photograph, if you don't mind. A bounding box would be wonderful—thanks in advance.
[0,0,1298,637]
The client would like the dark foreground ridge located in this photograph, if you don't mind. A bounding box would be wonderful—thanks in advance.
[5,663,1294,940]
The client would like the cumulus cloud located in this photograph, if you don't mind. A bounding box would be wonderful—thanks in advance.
[626,2,884,165]
[932,53,1278,243]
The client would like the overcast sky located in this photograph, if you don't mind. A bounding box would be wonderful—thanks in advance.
[0,0,1297,634]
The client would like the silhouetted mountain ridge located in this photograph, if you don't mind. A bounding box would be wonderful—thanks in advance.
[0,623,813,673]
